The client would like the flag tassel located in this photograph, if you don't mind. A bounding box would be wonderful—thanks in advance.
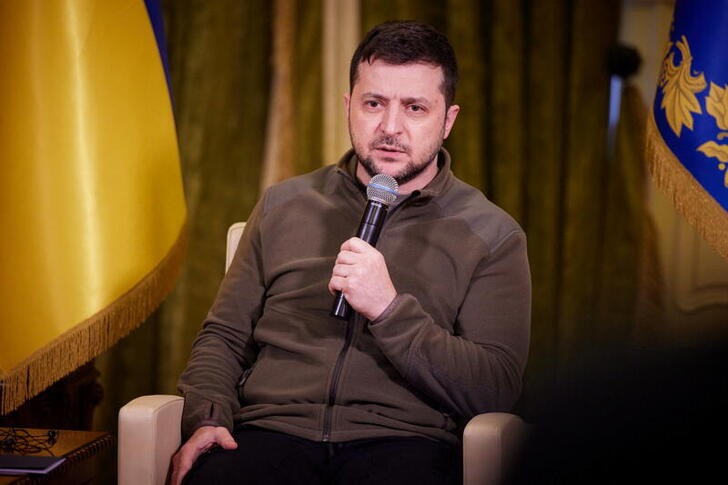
[646,113,728,260]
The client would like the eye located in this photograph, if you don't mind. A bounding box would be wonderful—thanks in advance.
[408,104,426,113]
[365,100,381,109]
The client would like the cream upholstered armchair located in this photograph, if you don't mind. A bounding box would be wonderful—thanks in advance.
[118,222,527,485]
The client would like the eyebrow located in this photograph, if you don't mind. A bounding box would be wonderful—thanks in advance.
[360,92,432,106]
[401,96,431,106]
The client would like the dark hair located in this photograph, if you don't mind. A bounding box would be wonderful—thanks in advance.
[349,21,459,107]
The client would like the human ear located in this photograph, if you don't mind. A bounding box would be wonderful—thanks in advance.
[443,104,460,139]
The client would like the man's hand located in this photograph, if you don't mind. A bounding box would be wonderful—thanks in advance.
[169,425,237,485]
[328,237,397,321]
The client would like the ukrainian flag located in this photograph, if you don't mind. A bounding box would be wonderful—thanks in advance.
[0,1,187,413]
[647,0,728,260]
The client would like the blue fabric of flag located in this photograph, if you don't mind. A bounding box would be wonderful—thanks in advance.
[144,0,173,95]
[653,0,728,210]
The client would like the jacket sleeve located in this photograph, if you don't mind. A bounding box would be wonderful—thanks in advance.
[368,229,531,418]
[177,194,268,440]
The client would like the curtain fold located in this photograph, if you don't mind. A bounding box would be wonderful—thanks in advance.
[597,83,650,344]
[260,0,296,190]
[521,0,570,393]
[554,0,621,375]
[446,0,488,189]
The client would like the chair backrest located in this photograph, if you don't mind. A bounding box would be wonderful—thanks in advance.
[225,222,246,273]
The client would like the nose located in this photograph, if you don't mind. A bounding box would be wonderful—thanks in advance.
[379,105,403,135]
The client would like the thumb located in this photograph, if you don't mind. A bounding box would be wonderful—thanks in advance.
[215,428,238,450]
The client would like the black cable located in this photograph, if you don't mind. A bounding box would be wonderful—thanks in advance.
[0,428,59,456]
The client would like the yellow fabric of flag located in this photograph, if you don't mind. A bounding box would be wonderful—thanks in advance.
[0,0,187,413]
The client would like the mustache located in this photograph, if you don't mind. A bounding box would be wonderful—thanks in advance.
[369,135,410,154]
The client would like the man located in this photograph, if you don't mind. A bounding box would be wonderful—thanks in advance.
[172,20,530,485]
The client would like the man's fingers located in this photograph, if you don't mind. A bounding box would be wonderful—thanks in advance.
[340,237,372,252]
[170,447,195,485]
[330,237,386,297]
[328,275,345,295]
[334,251,357,266]
[335,238,375,267]
[170,426,237,485]
[214,428,238,450]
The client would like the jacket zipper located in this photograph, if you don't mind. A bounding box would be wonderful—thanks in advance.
[322,315,358,442]
[320,179,422,441]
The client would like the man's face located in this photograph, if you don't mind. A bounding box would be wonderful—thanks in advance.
[345,59,460,192]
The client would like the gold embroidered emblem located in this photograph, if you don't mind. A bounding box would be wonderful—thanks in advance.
[659,35,707,137]
[697,83,728,187]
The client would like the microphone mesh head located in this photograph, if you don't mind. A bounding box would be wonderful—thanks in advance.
[367,174,399,205]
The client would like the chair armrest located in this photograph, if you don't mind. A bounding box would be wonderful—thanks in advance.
[118,394,184,485]
[462,412,527,485]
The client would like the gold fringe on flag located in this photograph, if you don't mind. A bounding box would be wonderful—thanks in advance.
[646,112,728,260]
[0,225,187,415]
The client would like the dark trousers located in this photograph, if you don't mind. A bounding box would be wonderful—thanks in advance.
[183,426,461,485]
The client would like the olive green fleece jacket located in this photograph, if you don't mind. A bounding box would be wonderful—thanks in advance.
[178,149,531,445]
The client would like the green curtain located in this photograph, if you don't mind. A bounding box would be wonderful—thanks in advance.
[96,0,652,434]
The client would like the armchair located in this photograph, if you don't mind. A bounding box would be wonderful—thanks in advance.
[118,222,527,485]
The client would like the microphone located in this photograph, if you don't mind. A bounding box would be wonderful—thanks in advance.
[331,173,399,320]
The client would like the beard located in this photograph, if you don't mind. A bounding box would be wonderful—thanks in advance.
[353,132,445,186]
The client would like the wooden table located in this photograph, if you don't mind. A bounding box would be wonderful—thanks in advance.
[0,428,113,484]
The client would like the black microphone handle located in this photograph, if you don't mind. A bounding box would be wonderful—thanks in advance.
[331,200,389,319]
